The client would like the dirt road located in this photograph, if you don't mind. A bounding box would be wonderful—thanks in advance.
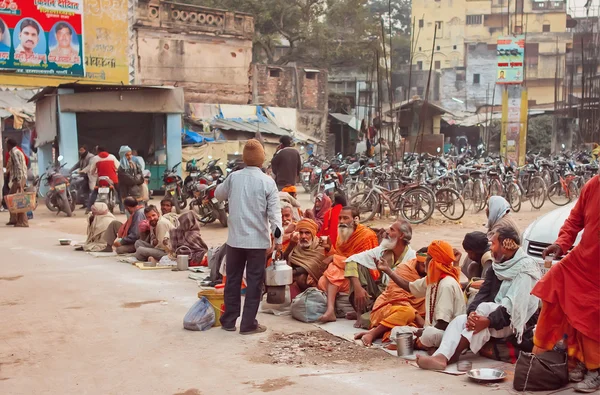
[0,195,568,395]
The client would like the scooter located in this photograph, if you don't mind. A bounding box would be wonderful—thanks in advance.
[43,156,76,217]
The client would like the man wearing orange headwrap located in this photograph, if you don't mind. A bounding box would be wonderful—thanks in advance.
[376,240,465,349]
[317,207,379,323]
[285,219,327,299]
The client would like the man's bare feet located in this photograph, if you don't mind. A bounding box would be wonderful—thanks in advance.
[353,319,363,328]
[416,354,448,371]
[148,256,158,264]
[345,311,357,320]
[318,310,337,323]
[354,331,374,346]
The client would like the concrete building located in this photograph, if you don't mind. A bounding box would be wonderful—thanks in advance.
[133,0,254,104]
[410,0,572,113]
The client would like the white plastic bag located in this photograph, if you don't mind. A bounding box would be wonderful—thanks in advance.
[183,297,215,331]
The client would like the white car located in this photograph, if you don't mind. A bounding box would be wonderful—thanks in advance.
[522,201,582,273]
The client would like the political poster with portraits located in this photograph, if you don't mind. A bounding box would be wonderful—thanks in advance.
[0,0,84,77]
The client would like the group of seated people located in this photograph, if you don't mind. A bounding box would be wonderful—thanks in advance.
[279,191,541,369]
[81,197,208,266]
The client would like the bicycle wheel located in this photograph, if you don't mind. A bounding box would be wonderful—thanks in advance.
[349,191,379,223]
[472,179,487,213]
[567,180,580,199]
[506,182,522,212]
[540,169,552,188]
[461,179,474,211]
[488,179,503,197]
[435,188,465,221]
[399,187,435,224]
[547,181,570,206]
[529,176,547,209]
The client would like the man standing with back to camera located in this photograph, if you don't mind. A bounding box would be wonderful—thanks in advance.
[215,139,282,335]
[271,135,301,191]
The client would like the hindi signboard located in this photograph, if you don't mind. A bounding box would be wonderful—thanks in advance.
[497,35,524,84]
[0,0,85,77]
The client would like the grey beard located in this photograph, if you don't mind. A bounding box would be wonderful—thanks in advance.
[338,226,354,243]
[299,241,311,249]
[380,237,398,250]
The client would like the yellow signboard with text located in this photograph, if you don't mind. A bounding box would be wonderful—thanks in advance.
[0,0,130,87]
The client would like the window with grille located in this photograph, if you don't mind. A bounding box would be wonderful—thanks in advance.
[466,15,483,25]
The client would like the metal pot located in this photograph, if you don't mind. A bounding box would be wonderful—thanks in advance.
[396,333,414,357]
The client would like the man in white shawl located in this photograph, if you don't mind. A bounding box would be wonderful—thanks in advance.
[343,219,416,328]
[416,226,541,370]
[82,202,116,252]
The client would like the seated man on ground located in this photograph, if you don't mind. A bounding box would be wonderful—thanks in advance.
[416,226,541,370]
[461,231,494,307]
[134,205,175,263]
[266,203,297,266]
[371,240,465,349]
[160,198,180,227]
[317,207,379,323]
[169,212,208,265]
[82,202,116,252]
[284,219,327,298]
[344,219,417,329]
[104,197,146,254]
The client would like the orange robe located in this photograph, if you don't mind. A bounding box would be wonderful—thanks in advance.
[370,259,425,342]
[533,176,600,370]
[318,224,379,293]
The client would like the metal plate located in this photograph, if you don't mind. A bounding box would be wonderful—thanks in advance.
[324,183,335,191]
[190,172,198,177]
[98,187,110,194]
[55,184,66,191]
[211,198,218,204]
[467,368,507,383]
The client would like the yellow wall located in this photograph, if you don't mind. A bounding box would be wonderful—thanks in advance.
[0,0,130,88]
[411,0,467,68]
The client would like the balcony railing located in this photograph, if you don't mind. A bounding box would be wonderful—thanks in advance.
[136,0,254,39]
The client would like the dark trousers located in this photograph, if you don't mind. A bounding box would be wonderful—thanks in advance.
[220,245,266,332]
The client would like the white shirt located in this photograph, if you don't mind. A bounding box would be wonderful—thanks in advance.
[215,166,282,249]
[410,276,466,327]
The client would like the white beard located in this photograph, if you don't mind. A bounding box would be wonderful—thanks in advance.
[338,226,354,244]
[380,237,398,250]
[299,241,311,249]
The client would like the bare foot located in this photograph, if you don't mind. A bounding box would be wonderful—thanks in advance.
[318,311,337,323]
[416,354,448,371]
[354,319,363,328]
[345,311,357,320]
[148,256,158,264]
[354,331,374,346]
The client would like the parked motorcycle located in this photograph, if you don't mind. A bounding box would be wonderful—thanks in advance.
[189,175,228,227]
[69,171,90,207]
[41,156,76,217]
[163,162,186,214]
[183,158,202,200]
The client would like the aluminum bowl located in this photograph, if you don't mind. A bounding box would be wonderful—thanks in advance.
[467,368,507,383]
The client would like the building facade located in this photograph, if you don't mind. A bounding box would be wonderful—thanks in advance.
[410,0,572,113]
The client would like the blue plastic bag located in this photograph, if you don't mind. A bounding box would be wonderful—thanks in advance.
[183,297,215,331]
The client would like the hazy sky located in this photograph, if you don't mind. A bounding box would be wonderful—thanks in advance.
[567,0,600,17]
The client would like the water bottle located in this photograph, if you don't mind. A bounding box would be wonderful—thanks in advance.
[552,334,568,353]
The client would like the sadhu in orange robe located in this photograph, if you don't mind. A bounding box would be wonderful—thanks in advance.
[318,224,379,293]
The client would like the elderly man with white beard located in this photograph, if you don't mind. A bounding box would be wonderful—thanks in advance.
[285,219,328,297]
[338,219,417,328]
